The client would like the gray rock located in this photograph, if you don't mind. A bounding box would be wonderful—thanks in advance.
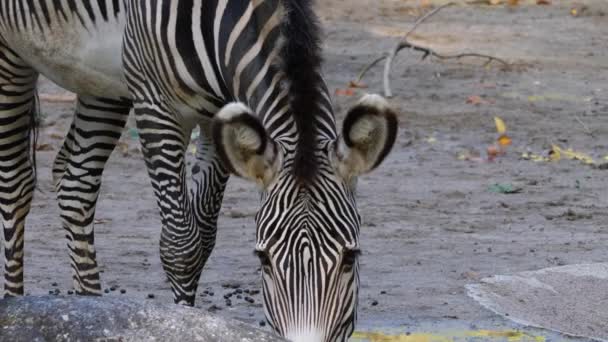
[0,296,285,342]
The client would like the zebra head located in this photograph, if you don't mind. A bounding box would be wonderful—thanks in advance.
[213,94,397,342]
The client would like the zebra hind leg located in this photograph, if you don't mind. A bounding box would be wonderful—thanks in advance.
[54,96,131,295]
[0,42,39,297]
[185,124,230,301]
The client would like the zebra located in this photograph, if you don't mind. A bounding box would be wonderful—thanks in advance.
[0,1,398,341]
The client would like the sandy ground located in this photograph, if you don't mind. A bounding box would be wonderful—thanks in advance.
[3,0,608,340]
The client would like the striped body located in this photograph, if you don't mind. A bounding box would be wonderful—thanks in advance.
[0,1,399,341]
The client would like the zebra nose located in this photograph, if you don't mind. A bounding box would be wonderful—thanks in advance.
[285,330,324,342]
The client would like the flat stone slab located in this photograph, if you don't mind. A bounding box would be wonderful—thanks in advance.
[0,296,285,342]
[467,263,608,342]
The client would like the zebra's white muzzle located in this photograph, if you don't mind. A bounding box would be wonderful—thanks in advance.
[285,329,325,342]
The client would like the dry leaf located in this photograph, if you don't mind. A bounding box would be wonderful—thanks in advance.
[507,0,519,5]
[548,145,561,161]
[49,133,64,140]
[522,152,548,162]
[335,88,355,96]
[536,0,550,4]
[466,95,487,105]
[348,81,368,89]
[94,218,111,224]
[487,145,500,161]
[494,117,506,134]
[498,134,512,146]
[117,142,130,156]
[489,0,502,5]
[36,143,54,151]
[555,145,595,164]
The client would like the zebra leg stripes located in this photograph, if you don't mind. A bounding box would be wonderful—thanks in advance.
[53,96,130,295]
[0,41,38,297]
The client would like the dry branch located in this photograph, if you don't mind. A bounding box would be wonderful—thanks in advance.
[355,2,512,98]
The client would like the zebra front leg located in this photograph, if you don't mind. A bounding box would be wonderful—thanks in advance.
[135,104,226,305]
[55,96,130,295]
[0,43,38,297]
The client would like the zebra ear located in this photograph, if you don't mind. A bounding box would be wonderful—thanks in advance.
[334,94,398,179]
[213,103,280,187]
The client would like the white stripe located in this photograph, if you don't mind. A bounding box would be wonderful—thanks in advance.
[224,2,254,67]
[192,0,223,96]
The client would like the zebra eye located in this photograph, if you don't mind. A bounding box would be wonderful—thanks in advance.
[342,249,360,271]
[255,250,272,268]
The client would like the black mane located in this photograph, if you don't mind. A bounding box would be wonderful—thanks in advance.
[280,0,323,183]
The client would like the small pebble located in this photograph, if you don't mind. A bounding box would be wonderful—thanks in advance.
[147,293,155,299]
[110,286,117,291]
[67,290,74,295]
[104,289,110,294]
[208,292,214,296]
[245,296,254,304]
[259,320,266,327]
[371,300,378,306]
[249,290,260,295]
[235,289,243,294]
[243,289,250,294]
[380,291,387,295]
[120,289,126,294]
[51,282,58,287]
[237,295,242,299]
[48,290,54,295]
[226,300,232,307]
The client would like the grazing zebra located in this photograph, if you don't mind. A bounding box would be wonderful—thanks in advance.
[0,1,398,341]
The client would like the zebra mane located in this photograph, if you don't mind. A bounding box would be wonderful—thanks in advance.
[279,0,323,183]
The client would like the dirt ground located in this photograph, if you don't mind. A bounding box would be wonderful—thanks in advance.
[6,0,608,339]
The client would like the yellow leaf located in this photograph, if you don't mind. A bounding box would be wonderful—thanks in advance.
[570,8,578,16]
[494,117,507,134]
[604,155,608,161]
[549,145,561,161]
[498,134,512,146]
[549,145,595,164]
[561,147,595,164]
[489,0,502,5]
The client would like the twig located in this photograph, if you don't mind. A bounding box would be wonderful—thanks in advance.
[395,41,510,66]
[356,3,455,92]
[403,2,454,40]
[575,114,594,137]
[354,55,387,85]
[354,2,511,98]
